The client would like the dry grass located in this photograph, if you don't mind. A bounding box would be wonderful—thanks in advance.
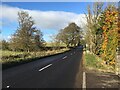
[1,48,69,64]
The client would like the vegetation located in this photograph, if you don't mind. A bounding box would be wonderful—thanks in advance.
[9,11,45,52]
[56,22,82,47]
[1,2,119,71]
[46,42,66,47]
[84,3,119,70]
[85,2,104,54]
[84,52,115,73]
[0,40,9,50]
[118,5,120,55]
[100,5,118,67]
[1,48,69,69]
[1,11,70,69]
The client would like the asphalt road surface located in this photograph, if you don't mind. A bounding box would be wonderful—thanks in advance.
[2,47,83,88]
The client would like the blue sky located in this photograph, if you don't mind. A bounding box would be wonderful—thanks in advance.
[1,2,108,42]
[2,2,91,13]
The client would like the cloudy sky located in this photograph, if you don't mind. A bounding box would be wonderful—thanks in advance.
[0,2,93,42]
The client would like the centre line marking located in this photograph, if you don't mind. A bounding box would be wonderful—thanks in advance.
[62,56,67,59]
[82,72,86,89]
[7,85,10,88]
[39,64,52,72]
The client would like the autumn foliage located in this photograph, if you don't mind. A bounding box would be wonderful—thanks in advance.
[100,5,118,67]
[85,3,119,68]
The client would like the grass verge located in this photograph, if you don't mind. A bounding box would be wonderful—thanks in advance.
[84,51,115,73]
[1,48,70,70]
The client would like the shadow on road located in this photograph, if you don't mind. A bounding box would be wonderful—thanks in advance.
[86,70,120,88]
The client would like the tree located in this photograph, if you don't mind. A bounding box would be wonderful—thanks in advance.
[9,33,20,51]
[1,40,9,50]
[10,11,44,52]
[118,3,120,53]
[56,22,82,47]
[100,5,118,66]
[85,3,118,67]
[32,28,45,51]
[85,2,104,54]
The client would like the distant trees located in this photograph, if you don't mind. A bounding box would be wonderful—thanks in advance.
[0,40,9,50]
[56,22,82,47]
[9,11,45,52]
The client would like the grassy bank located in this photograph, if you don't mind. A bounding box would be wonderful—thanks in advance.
[1,48,69,69]
[84,51,115,73]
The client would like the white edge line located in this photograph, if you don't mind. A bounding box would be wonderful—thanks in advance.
[82,72,86,89]
[39,64,52,72]
[62,56,67,59]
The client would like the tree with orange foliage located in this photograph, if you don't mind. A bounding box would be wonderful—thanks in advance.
[100,5,118,67]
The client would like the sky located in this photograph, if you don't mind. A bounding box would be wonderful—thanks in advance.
[0,2,109,42]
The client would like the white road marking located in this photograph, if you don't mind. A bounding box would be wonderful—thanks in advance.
[39,64,52,72]
[7,85,10,88]
[82,72,86,89]
[74,52,75,54]
[62,56,67,59]
[71,53,73,55]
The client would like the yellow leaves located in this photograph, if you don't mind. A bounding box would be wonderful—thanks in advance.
[111,11,115,15]
[102,45,106,50]
[109,60,115,65]
[101,60,106,65]
[102,25,107,31]
[105,17,112,23]
[100,5,118,66]
[105,10,111,17]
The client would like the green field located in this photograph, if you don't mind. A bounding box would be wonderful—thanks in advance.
[45,42,67,47]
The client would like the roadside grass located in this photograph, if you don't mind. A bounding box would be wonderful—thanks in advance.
[84,51,115,73]
[2,50,24,56]
[1,48,70,69]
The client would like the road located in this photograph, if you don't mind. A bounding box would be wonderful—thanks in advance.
[2,47,83,88]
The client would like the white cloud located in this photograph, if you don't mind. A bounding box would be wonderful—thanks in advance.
[1,5,20,22]
[0,4,86,30]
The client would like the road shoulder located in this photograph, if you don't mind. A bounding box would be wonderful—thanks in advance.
[85,68,120,88]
